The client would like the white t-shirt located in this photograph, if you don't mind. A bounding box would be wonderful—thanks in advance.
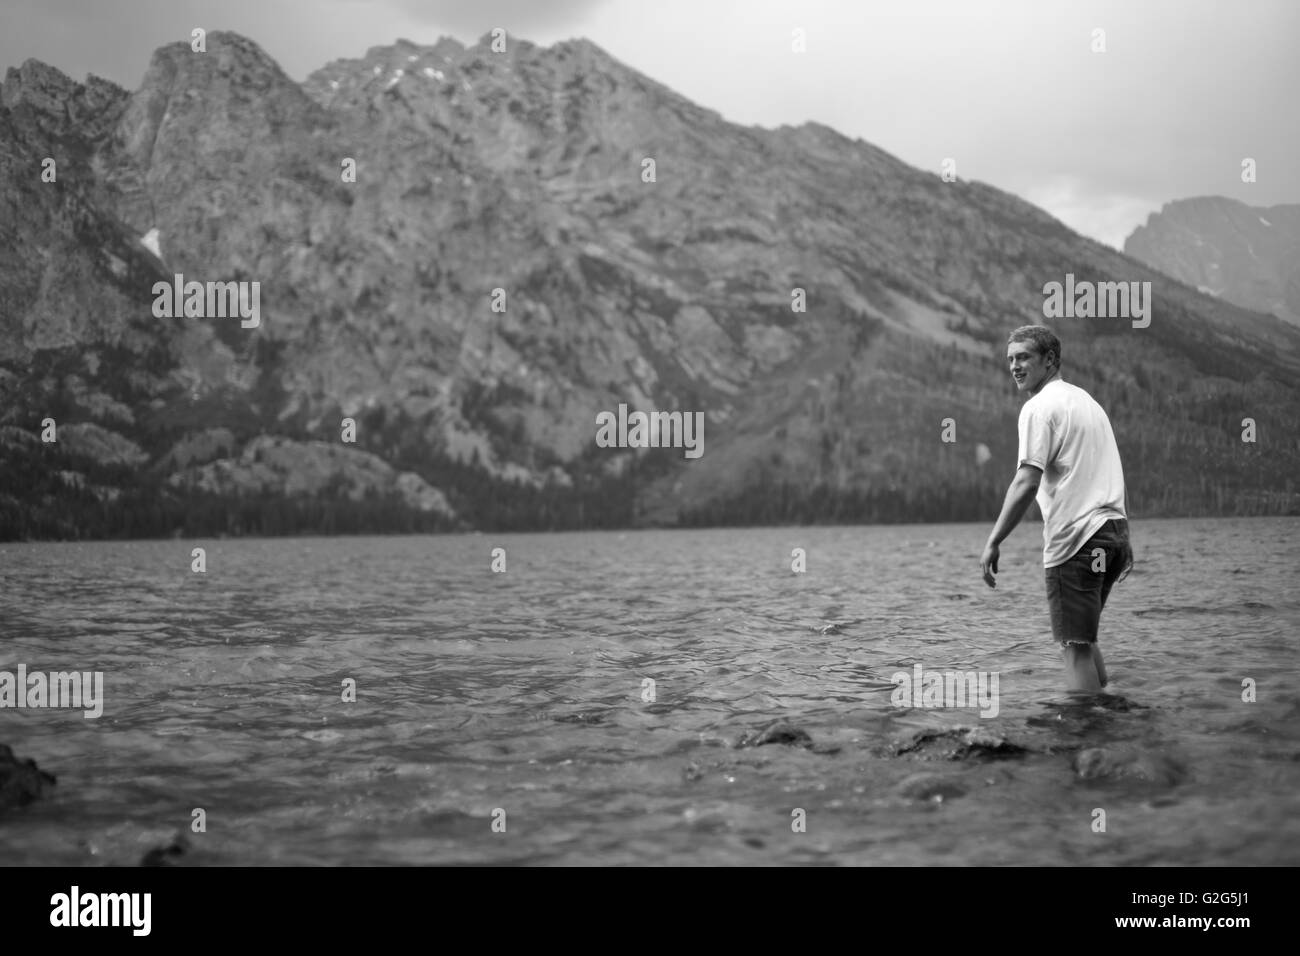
[1017,378,1127,568]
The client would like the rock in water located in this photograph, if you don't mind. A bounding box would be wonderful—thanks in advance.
[896,772,968,802]
[1074,746,1186,788]
[734,720,814,749]
[140,833,192,867]
[0,744,56,813]
[893,726,1029,761]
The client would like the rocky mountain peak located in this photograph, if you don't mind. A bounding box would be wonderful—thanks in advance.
[3,29,1299,540]
[118,30,325,170]
[1,58,80,113]
[1,59,128,138]
[1125,196,1300,325]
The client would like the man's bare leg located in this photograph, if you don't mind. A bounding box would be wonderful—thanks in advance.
[1093,644,1108,688]
[1062,643,1103,692]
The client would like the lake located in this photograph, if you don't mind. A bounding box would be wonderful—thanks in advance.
[2,517,1298,865]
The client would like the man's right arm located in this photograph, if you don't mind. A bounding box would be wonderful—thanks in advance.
[981,465,1041,588]
[987,464,1042,548]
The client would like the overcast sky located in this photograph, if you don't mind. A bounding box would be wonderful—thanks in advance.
[2,0,1295,249]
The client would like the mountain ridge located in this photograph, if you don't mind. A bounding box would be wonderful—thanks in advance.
[2,30,1297,540]
[1125,196,1300,326]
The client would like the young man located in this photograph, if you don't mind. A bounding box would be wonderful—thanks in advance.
[980,326,1133,692]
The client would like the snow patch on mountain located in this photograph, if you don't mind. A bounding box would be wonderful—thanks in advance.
[140,227,162,259]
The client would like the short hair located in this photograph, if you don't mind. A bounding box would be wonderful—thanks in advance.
[1007,325,1061,369]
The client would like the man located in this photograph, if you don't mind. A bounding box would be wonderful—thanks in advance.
[980,326,1133,692]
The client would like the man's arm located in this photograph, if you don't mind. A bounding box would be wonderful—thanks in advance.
[981,464,1042,587]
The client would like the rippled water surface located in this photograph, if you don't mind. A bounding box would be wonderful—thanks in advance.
[2,517,1298,866]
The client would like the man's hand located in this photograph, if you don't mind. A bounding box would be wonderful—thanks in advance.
[983,465,1039,588]
[980,541,999,588]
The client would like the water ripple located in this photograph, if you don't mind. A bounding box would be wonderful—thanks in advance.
[1,518,1298,865]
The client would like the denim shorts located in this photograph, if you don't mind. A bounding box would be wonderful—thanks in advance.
[1045,518,1132,646]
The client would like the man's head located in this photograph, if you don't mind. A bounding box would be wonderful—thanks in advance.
[1006,326,1061,395]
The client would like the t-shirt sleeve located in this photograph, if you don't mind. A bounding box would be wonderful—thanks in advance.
[1017,402,1052,472]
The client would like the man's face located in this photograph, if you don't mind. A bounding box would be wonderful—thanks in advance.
[1006,340,1056,394]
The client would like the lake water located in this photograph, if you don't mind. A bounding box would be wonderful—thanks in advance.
[2,517,1298,866]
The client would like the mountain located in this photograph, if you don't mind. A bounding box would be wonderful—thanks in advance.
[1125,197,1300,327]
[2,31,1299,540]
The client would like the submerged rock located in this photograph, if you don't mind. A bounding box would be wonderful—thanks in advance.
[0,744,56,813]
[896,772,968,802]
[140,833,192,867]
[734,720,814,749]
[1073,746,1186,788]
[893,726,1029,761]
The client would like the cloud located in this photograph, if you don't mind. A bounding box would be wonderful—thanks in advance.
[1020,177,1162,252]
[386,0,607,39]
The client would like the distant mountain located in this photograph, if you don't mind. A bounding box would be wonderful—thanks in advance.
[2,32,1299,540]
[1125,197,1300,326]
